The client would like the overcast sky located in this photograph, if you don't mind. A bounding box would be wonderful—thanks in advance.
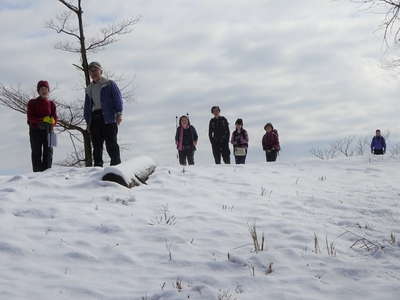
[0,0,399,173]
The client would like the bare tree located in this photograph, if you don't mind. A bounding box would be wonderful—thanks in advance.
[0,0,139,167]
[310,142,339,160]
[47,0,139,87]
[389,142,400,157]
[355,135,371,156]
[336,136,356,157]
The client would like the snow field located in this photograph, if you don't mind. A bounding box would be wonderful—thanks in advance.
[0,157,399,299]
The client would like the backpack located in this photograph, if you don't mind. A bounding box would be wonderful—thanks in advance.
[272,129,280,151]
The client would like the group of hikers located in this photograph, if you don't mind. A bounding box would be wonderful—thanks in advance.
[174,107,280,166]
[27,62,122,172]
[27,61,388,171]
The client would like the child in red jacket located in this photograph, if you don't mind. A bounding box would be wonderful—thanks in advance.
[27,81,57,172]
[262,123,280,162]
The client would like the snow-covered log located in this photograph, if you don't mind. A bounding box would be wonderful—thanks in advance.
[101,156,156,188]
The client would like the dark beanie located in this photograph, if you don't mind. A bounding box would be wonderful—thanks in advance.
[37,80,50,92]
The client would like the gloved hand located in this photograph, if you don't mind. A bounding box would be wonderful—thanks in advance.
[42,116,56,125]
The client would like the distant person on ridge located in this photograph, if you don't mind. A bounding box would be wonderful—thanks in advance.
[175,115,198,166]
[230,118,249,164]
[84,62,123,167]
[262,123,280,162]
[27,80,57,172]
[209,106,230,164]
[371,129,386,155]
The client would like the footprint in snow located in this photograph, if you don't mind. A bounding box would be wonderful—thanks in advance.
[7,175,26,183]
[0,188,17,193]
[13,208,56,219]
[94,224,122,234]
[0,242,23,256]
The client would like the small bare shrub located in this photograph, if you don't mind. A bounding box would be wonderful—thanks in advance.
[310,142,338,160]
[325,236,336,256]
[249,224,265,253]
[355,136,370,156]
[389,143,400,158]
[173,279,183,292]
[222,204,234,211]
[336,136,356,157]
[265,262,273,275]
[248,263,255,277]
[313,233,321,254]
[148,204,176,225]
[218,290,238,300]
[165,240,173,262]
[390,232,396,245]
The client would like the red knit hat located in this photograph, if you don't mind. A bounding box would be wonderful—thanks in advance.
[37,80,50,92]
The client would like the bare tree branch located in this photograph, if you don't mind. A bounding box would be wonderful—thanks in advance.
[47,11,80,40]
[351,0,400,44]
[86,17,140,52]
[0,85,30,114]
[58,0,79,14]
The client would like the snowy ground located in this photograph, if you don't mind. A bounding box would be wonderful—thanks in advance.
[0,157,399,300]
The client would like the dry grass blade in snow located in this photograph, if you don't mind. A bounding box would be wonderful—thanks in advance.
[249,224,265,253]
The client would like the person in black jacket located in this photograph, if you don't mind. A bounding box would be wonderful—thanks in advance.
[175,115,198,165]
[209,106,230,164]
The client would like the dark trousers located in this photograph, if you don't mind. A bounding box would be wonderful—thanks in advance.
[90,111,121,167]
[234,147,247,164]
[212,142,231,164]
[265,150,278,162]
[235,155,246,164]
[30,128,53,172]
[178,149,195,166]
[373,149,384,155]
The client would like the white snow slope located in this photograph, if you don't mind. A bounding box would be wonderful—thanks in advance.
[0,158,399,300]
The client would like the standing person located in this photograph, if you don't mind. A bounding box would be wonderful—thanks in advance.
[84,62,123,167]
[262,123,280,162]
[175,115,198,165]
[27,81,57,172]
[209,106,230,164]
[371,129,386,155]
[230,119,249,164]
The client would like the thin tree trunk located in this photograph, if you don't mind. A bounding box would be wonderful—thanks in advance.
[76,0,92,165]
[83,129,92,167]
[77,0,91,87]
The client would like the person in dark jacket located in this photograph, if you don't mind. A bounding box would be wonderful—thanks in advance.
[175,115,198,165]
[84,62,123,167]
[230,119,249,164]
[371,129,386,155]
[27,81,57,172]
[262,123,280,162]
[209,106,230,164]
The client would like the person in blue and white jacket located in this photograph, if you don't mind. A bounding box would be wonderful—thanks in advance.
[371,129,386,155]
[84,61,123,167]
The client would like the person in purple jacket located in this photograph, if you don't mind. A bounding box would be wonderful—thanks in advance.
[84,62,123,167]
[230,119,249,164]
[175,115,198,165]
[371,129,386,155]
